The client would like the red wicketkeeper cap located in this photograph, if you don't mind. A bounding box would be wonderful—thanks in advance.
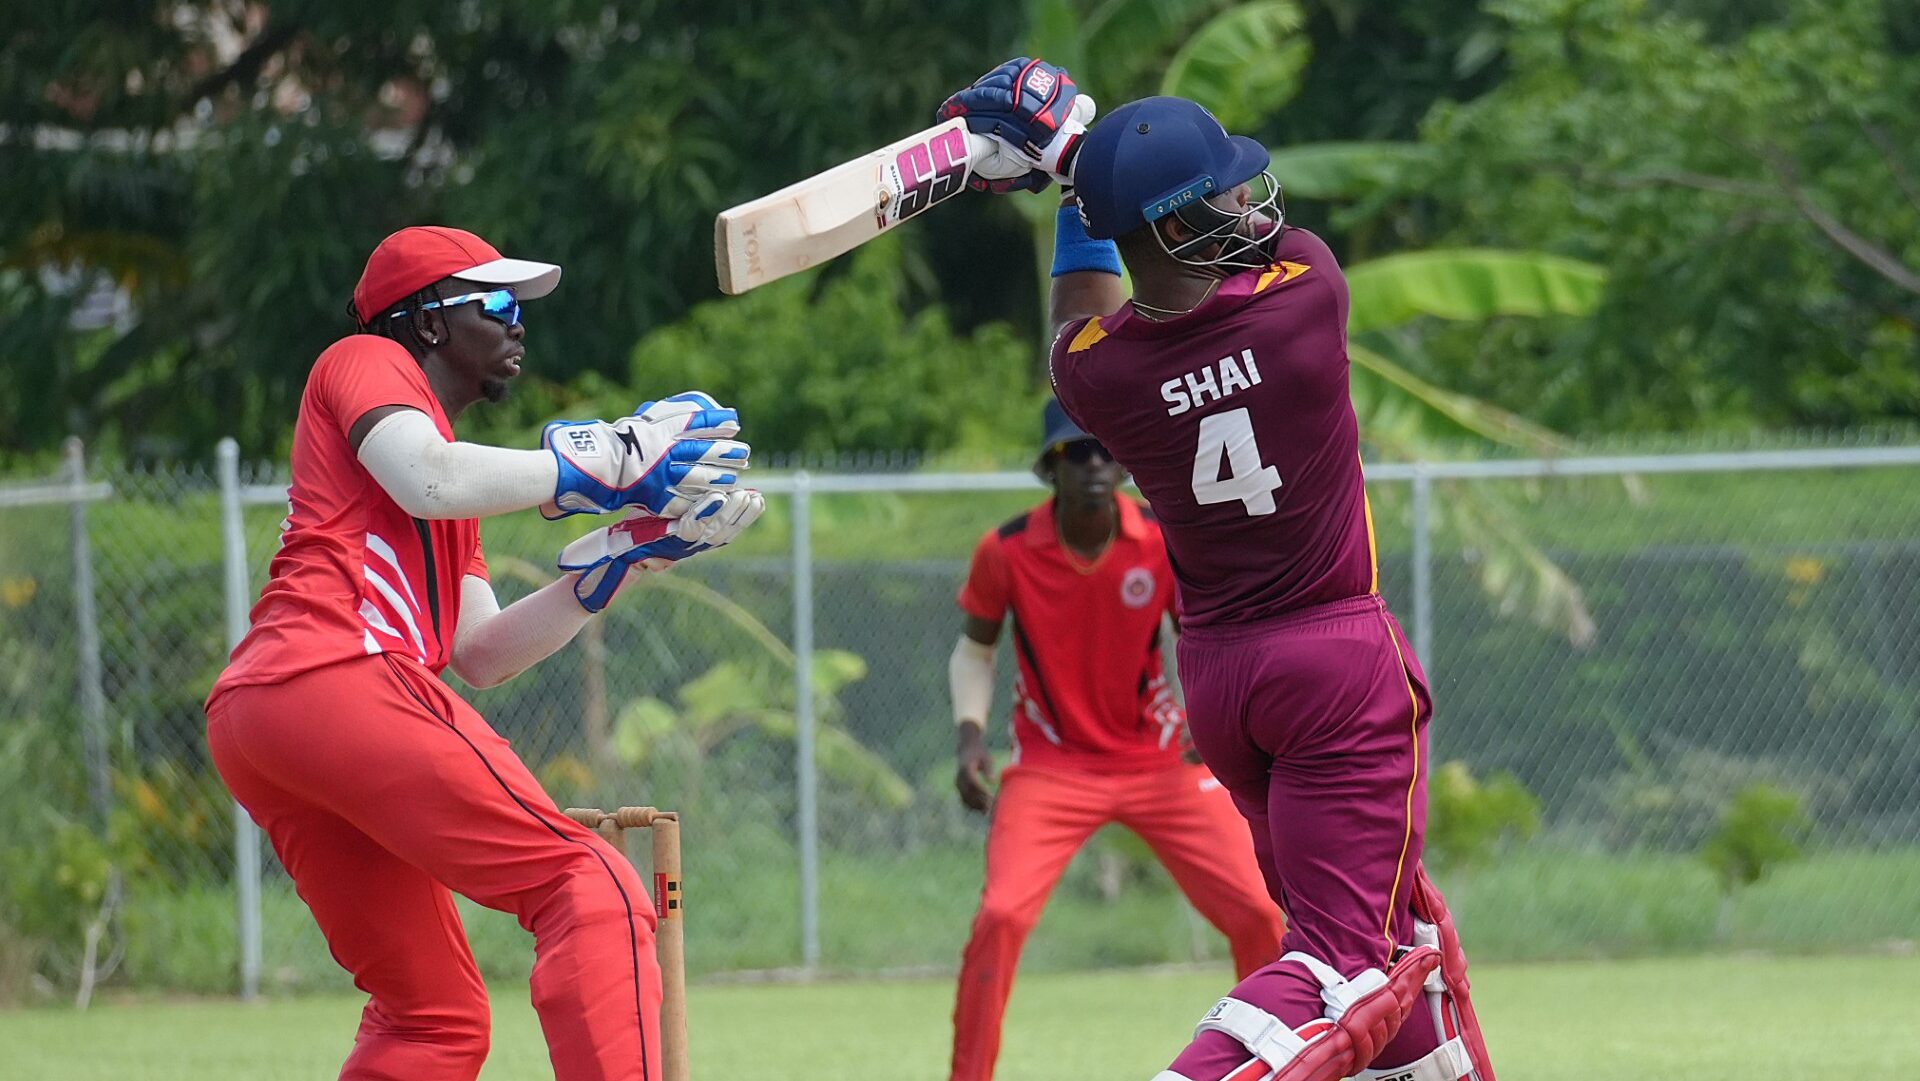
[351,226,562,324]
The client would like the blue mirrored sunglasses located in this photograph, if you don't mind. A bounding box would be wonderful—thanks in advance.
[390,288,520,327]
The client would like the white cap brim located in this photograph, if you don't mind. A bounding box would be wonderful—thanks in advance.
[458,257,562,300]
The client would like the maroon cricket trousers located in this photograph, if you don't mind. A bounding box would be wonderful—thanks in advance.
[1170,593,1446,1077]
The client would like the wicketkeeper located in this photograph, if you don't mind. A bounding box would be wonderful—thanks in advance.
[934,59,1497,1081]
[205,226,762,1081]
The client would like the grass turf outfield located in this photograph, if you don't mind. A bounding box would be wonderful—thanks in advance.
[112,847,1920,993]
[5,955,1916,1080]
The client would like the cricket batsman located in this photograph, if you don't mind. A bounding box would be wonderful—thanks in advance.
[948,398,1285,1081]
[935,60,1496,1081]
[204,225,763,1081]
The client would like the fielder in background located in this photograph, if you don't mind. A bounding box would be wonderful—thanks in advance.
[947,398,1285,1081]
[204,226,763,1081]
[937,60,1495,1081]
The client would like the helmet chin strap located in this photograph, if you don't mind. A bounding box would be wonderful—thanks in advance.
[1153,171,1286,275]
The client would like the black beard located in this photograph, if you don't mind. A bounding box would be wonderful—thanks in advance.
[480,378,511,404]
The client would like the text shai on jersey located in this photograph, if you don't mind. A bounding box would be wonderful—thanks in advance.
[1161,348,1263,417]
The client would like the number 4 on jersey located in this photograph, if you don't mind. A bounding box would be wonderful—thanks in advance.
[1192,408,1282,516]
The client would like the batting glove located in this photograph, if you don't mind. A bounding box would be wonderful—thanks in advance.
[938,58,1095,191]
[541,391,751,520]
[558,489,767,612]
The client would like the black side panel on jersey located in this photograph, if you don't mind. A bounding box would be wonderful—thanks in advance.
[1134,605,1163,707]
[996,513,1032,541]
[1007,615,1068,743]
[412,517,442,653]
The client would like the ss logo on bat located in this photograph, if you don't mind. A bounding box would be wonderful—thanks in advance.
[885,127,969,223]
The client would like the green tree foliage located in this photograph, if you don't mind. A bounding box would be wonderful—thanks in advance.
[586,238,1040,459]
[17,0,1912,463]
[1023,0,1504,145]
[0,0,1019,460]
[1699,780,1810,939]
[614,650,914,812]
[1699,782,1810,894]
[1418,0,1920,432]
[1275,0,1510,148]
[992,0,1506,299]
[1427,759,1542,869]
[1160,2,1312,131]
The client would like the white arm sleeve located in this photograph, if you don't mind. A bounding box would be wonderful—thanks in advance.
[950,636,996,728]
[357,409,559,520]
[449,574,594,689]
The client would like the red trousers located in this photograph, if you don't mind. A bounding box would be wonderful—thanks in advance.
[206,653,662,1081]
[950,761,1286,1081]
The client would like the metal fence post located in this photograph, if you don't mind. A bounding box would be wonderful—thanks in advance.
[65,437,122,1008]
[64,438,111,819]
[1410,466,1434,672]
[789,473,821,973]
[217,439,263,1001]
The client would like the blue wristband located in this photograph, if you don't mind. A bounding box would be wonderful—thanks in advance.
[1051,204,1123,278]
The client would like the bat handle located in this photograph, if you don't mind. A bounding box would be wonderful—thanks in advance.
[963,131,1000,161]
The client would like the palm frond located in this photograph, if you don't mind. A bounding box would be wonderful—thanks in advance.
[1442,483,1598,649]
[1360,421,1595,645]
[1349,341,1569,456]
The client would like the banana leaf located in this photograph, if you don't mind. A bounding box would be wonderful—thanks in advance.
[1267,141,1434,201]
[1160,1,1309,132]
[1346,249,1607,335]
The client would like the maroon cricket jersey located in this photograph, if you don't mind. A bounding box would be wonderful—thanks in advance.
[1048,227,1378,629]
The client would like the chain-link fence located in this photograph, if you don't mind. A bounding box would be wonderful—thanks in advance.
[5,441,1919,1001]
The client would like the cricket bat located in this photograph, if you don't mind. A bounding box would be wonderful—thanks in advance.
[714,118,993,294]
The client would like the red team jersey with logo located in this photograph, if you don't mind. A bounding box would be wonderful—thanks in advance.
[958,497,1183,774]
[1048,227,1377,628]
[211,336,487,701]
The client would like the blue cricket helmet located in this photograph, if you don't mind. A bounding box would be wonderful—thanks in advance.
[1038,396,1091,459]
[1072,97,1271,241]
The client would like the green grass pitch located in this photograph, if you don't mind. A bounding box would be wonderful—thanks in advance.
[4,954,1916,1079]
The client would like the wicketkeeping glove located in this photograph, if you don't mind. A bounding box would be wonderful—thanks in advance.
[937,58,1095,192]
[541,391,750,520]
[557,489,767,613]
